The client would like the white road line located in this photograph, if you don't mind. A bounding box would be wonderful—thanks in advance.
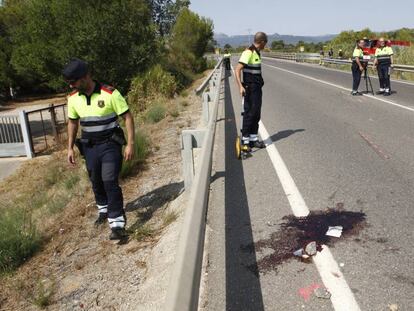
[258,123,308,218]
[263,63,414,113]
[231,64,361,310]
[262,56,414,86]
[258,122,361,311]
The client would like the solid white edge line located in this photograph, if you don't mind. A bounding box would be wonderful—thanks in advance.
[258,122,309,218]
[230,63,361,310]
[262,56,414,86]
[263,63,414,113]
[258,121,361,311]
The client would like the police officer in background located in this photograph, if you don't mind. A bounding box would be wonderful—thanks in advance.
[373,38,394,96]
[351,39,367,95]
[63,58,135,240]
[223,49,231,70]
[235,32,268,152]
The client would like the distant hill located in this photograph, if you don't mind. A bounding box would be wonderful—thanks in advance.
[214,32,337,47]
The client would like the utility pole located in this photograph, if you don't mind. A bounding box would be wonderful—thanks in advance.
[247,28,252,46]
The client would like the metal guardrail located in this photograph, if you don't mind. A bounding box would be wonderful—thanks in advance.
[263,52,320,62]
[264,52,414,74]
[321,58,414,73]
[165,58,223,311]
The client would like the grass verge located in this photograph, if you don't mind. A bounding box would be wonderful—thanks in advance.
[120,129,150,179]
[0,205,41,274]
[0,153,88,275]
[145,102,167,123]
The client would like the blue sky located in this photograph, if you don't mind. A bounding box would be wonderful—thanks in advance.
[190,0,414,36]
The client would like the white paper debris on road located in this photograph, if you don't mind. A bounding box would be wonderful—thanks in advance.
[326,226,343,238]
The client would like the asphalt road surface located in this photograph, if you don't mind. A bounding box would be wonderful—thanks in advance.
[204,58,414,310]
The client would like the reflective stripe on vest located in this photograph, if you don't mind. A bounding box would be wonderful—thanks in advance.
[80,112,118,132]
[375,47,393,64]
[81,120,119,132]
[80,112,117,123]
[243,63,262,75]
[243,68,262,74]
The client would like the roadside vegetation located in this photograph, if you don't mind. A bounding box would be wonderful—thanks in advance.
[0,153,89,274]
[0,0,215,277]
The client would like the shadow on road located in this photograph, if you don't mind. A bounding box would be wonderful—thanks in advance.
[269,129,305,143]
[223,70,265,311]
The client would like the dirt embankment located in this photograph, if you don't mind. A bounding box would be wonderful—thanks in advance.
[0,75,208,310]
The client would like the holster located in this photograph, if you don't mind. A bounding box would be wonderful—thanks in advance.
[111,127,127,146]
[74,138,87,156]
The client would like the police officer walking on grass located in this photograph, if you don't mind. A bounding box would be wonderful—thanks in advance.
[373,38,394,96]
[351,39,367,96]
[235,32,268,152]
[63,58,135,241]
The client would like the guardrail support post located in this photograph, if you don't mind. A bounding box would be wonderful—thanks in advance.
[202,92,210,124]
[181,129,206,191]
[19,110,34,159]
[209,79,216,97]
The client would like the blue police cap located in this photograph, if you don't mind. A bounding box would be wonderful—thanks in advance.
[62,58,89,81]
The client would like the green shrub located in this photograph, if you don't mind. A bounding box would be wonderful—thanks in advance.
[120,130,149,178]
[128,65,177,112]
[180,90,189,97]
[206,58,217,69]
[145,102,167,123]
[0,206,41,274]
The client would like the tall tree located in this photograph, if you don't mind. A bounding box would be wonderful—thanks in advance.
[166,7,213,87]
[150,0,190,37]
[7,0,156,93]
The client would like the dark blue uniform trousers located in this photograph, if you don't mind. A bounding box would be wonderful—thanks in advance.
[378,63,391,90]
[352,63,362,91]
[83,141,125,228]
[242,83,263,138]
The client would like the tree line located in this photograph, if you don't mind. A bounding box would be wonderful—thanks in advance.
[223,28,414,62]
[0,0,214,101]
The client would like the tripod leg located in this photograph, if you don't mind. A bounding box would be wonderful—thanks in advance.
[368,76,374,95]
[364,70,368,94]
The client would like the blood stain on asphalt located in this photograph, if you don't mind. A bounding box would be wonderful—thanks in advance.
[240,209,367,275]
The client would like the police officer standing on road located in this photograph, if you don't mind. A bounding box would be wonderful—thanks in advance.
[373,37,394,96]
[63,58,135,241]
[223,49,232,70]
[235,32,268,152]
[351,39,367,96]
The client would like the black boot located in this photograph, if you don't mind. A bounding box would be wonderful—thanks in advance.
[249,140,266,149]
[94,213,108,226]
[109,227,128,240]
